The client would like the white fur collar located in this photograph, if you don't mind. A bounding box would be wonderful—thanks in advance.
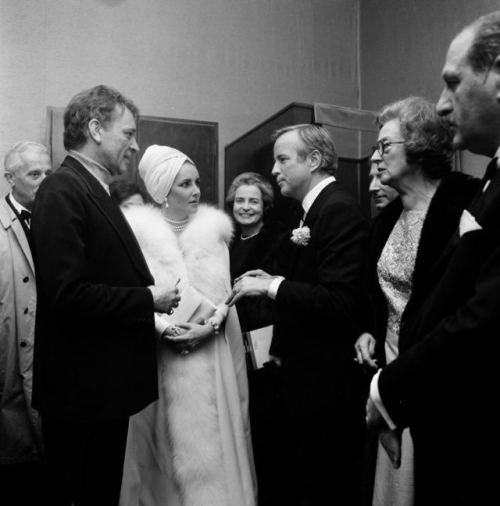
[123,203,233,304]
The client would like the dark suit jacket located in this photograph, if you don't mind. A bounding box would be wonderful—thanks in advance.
[271,181,369,417]
[31,156,157,424]
[378,165,500,504]
[364,172,480,367]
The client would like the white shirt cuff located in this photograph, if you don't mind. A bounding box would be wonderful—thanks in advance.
[154,313,172,338]
[370,369,397,430]
[268,277,284,300]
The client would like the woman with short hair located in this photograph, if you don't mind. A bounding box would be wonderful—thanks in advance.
[355,96,479,506]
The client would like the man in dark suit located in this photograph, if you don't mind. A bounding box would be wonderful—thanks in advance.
[0,142,52,503]
[228,124,368,505]
[366,11,500,506]
[31,85,180,505]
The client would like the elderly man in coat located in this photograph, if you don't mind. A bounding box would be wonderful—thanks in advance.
[0,141,52,501]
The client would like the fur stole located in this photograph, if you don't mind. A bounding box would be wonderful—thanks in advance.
[123,203,236,506]
[123,203,233,304]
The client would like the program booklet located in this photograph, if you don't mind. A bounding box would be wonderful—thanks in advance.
[243,325,274,369]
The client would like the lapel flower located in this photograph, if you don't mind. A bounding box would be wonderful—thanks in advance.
[291,225,311,246]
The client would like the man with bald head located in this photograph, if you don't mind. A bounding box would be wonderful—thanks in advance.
[0,141,51,502]
[366,11,500,505]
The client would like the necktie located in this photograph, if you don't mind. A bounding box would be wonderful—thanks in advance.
[19,210,31,227]
[468,157,499,217]
[482,157,498,191]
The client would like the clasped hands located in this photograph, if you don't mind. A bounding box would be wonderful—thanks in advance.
[226,269,276,306]
[162,318,217,355]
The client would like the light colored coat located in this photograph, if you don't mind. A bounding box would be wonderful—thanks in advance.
[0,197,42,464]
[120,204,256,506]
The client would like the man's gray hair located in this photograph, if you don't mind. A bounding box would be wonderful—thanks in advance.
[4,141,49,175]
[466,11,500,72]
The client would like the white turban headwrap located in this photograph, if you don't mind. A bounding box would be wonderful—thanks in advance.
[138,145,195,204]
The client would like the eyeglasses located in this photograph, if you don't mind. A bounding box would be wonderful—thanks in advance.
[371,140,405,158]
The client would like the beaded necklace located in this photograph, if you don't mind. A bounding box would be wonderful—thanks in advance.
[240,230,260,241]
[166,216,189,233]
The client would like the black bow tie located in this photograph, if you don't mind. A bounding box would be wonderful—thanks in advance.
[19,210,31,226]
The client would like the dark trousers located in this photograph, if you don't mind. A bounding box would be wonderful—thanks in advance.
[0,461,50,506]
[274,360,365,506]
[42,416,129,506]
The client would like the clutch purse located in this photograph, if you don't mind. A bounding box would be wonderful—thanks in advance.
[169,285,217,324]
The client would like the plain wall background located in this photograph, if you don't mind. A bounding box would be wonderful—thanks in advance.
[0,0,360,201]
[360,0,500,176]
[2,0,499,199]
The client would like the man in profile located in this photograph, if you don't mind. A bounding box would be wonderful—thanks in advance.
[367,11,500,505]
[0,141,51,503]
[31,85,179,505]
[229,124,368,505]
[368,161,398,211]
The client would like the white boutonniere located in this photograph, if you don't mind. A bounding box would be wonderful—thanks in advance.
[291,226,311,246]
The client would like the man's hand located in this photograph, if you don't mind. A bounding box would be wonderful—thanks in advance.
[226,274,274,306]
[354,332,378,370]
[149,283,180,314]
[163,322,215,354]
[233,269,273,283]
[379,429,402,469]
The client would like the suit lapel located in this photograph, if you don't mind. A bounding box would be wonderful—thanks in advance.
[418,164,497,289]
[64,157,153,280]
[1,197,35,273]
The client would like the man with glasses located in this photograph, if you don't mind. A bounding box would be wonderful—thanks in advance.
[366,12,500,505]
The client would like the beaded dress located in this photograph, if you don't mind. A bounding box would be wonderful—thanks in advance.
[372,207,427,506]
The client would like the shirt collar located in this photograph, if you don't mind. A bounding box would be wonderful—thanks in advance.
[8,192,30,215]
[301,176,335,216]
[494,147,500,166]
[68,150,111,194]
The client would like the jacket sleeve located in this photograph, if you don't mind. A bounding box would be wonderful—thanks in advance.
[378,228,500,426]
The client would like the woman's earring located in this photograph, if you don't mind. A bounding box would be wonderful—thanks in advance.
[164,196,169,208]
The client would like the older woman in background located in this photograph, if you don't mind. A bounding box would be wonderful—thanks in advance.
[355,96,479,506]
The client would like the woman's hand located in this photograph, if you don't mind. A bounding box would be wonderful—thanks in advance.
[354,332,378,370]
[206,315,222,333]
[205,303,228,332]
[164,322,215,355]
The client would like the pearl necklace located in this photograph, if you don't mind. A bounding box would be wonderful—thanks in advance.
[166,217,189,233]
[240,230,260,241]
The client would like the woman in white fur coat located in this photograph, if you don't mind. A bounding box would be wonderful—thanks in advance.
[119,145,256,506]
